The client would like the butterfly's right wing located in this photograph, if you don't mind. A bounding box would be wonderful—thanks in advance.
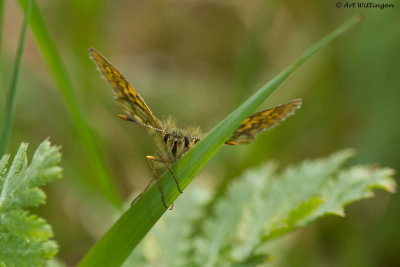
[226,99,302,145]
[89,48,161,129]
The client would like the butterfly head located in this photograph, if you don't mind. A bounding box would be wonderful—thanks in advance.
[162,131,200,161]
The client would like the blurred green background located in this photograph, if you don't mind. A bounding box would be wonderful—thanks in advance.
[1,0,399,266]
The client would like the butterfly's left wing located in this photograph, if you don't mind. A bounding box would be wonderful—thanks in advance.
[89,48,161,129]
[226,99,302,145]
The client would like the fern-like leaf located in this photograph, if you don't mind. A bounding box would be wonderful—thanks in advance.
[193,150,395,265]
[0,140,62,267]
[129,150,395,266]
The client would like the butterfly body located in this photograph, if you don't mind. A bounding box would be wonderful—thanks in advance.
[89,47,302,208]
[156,119,202,163]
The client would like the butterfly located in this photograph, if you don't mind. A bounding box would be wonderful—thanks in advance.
[88,48,302,208]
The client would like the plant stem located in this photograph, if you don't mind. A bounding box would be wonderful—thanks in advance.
[16,0,121,208]
[0,0,32,155]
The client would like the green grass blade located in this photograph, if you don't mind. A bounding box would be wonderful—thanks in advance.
[0,0,5,86]
[0,0,32,155]
[78,15,362,267]
[16,0,121,207]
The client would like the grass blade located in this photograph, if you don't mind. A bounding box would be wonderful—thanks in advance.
[0,0,5,86]
[0,0,32,155]
[78,15,362,267]
[16,0,121,207]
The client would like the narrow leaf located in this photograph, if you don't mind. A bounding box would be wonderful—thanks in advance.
[79,15,362,267]
[16,0,121,208]
[0,0,32,155]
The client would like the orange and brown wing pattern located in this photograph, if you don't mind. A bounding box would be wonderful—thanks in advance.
[226,99,302,145]
[89,48,161,129]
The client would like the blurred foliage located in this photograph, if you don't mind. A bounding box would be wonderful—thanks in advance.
[125,150,395,266]
[1,0,399,266]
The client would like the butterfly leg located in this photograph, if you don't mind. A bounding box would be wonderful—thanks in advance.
[147,155,183,193]
[147,155,184,210]
[130,155,182,209]
[130,177,154,206]
[149,156,171,209]
[130,156,170,209]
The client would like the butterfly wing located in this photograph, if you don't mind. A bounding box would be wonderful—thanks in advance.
[226,99,302,145]
[89,48,161,129]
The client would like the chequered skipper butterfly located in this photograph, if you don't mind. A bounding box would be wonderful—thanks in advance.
[89,48,301,208]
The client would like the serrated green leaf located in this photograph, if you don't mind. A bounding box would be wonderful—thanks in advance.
[189,150,395,265]
[124,149,395,266]
[193,163,277,267]
[0,154,10,189]
[313,165,396,219]
[190,150,353,265]
[0,154,10,174]
[0,140,62,266]
[0,140,61,211]
[2,210,53,241]
[265,197,324,240]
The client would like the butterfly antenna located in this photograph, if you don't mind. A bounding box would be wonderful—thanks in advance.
[118,114,164,133]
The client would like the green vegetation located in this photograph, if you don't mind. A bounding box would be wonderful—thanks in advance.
[78,16,364,267]
[0,140,61,266]
[0,0,31,155]
[16,0,120,208]
[1,1,399,266]
[125,150,395,266]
